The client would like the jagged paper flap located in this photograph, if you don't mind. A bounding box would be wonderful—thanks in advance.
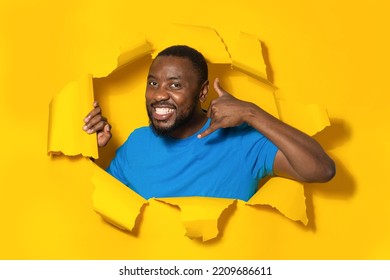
[92,164,148,231]
[247,177,308,225]
[156,197,236,241]
[47,74,98,158]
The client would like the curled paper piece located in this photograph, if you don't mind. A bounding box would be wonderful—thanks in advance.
[156,197,236,241]
[230,31,269,83]
[152,23,231,64]
[91,36,153,78]
[276,97,331,136]
[116,37,153,72]
[48,38,152,158]
[47,74,98,158]
[247,177,308,225]
[91,164,148,231]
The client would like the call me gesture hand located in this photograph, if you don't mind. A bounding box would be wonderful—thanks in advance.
[198,78,254,139]
[199,78,335,183]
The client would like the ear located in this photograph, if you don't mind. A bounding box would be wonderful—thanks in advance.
[199,80,209,102]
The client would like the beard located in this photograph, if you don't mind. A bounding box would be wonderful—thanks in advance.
[146,100,198,137]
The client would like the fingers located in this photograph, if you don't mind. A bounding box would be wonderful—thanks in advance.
[84,101,100,121]
[83,115,106,134]
[197,115,225,138]
[83,101,107,134]
[83,101,112,147]
[201,80,225,138]
[201,79,241,138]
[197,123,219,139]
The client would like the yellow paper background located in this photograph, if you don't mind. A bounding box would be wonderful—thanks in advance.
[1,0,389,259]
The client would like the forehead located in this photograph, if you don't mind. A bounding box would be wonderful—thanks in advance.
[148,56,198,79]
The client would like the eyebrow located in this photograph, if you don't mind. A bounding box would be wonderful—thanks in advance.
[147,74,182,80]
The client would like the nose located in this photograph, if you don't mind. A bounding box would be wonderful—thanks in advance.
[153,87,170,102]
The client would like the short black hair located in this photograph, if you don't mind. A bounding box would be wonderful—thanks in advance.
[156,45,208,85]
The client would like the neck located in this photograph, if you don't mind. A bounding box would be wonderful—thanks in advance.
[169,110,208,139]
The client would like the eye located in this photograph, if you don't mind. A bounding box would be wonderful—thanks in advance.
[170,83,181,89]
[148,80,158,87]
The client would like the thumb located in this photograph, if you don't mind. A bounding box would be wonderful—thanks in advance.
[104,123,111,133]
[213,78,227,97]
[102,123,112,139]
[98,124,112,147]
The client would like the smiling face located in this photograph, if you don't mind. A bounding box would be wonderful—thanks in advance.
[145,55,208,138]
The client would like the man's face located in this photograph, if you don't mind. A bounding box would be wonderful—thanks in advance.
[145,55,205,137]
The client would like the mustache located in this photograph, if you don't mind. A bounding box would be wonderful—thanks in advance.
[150,101,177,109]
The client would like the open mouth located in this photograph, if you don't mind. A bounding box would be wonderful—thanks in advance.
[155,107,175,115]
[152,106,176,121]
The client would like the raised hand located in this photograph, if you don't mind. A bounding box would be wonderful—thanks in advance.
[198,78,254,138]
[83,101,112,147]
[199,78,335,182]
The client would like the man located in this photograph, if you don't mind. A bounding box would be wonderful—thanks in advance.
[83,45,335,201]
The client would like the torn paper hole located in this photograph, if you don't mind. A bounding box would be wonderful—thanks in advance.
[48,23,331,240]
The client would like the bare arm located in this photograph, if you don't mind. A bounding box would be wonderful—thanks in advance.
[198,78,335,182]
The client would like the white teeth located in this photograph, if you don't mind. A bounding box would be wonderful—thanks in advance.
[155,107,175,115]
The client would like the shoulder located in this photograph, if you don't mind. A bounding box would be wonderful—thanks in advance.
[127,125,156,139]
[224,123,266,139]
[120,125,155,147]
[130,125,152,136]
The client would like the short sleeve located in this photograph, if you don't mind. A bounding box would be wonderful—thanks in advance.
[240,124,279,179]
[106,139,130,186]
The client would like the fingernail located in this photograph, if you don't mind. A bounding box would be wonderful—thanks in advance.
[83,125,88,130]
[87,129,93,134]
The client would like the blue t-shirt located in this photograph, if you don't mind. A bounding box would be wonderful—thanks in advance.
[106,119,278,201]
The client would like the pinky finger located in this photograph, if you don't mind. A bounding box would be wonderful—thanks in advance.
[197,125,217,139]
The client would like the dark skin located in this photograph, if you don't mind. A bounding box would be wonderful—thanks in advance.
[145,56,209,138]
[84,56,335,183]
[83,101,111,147]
